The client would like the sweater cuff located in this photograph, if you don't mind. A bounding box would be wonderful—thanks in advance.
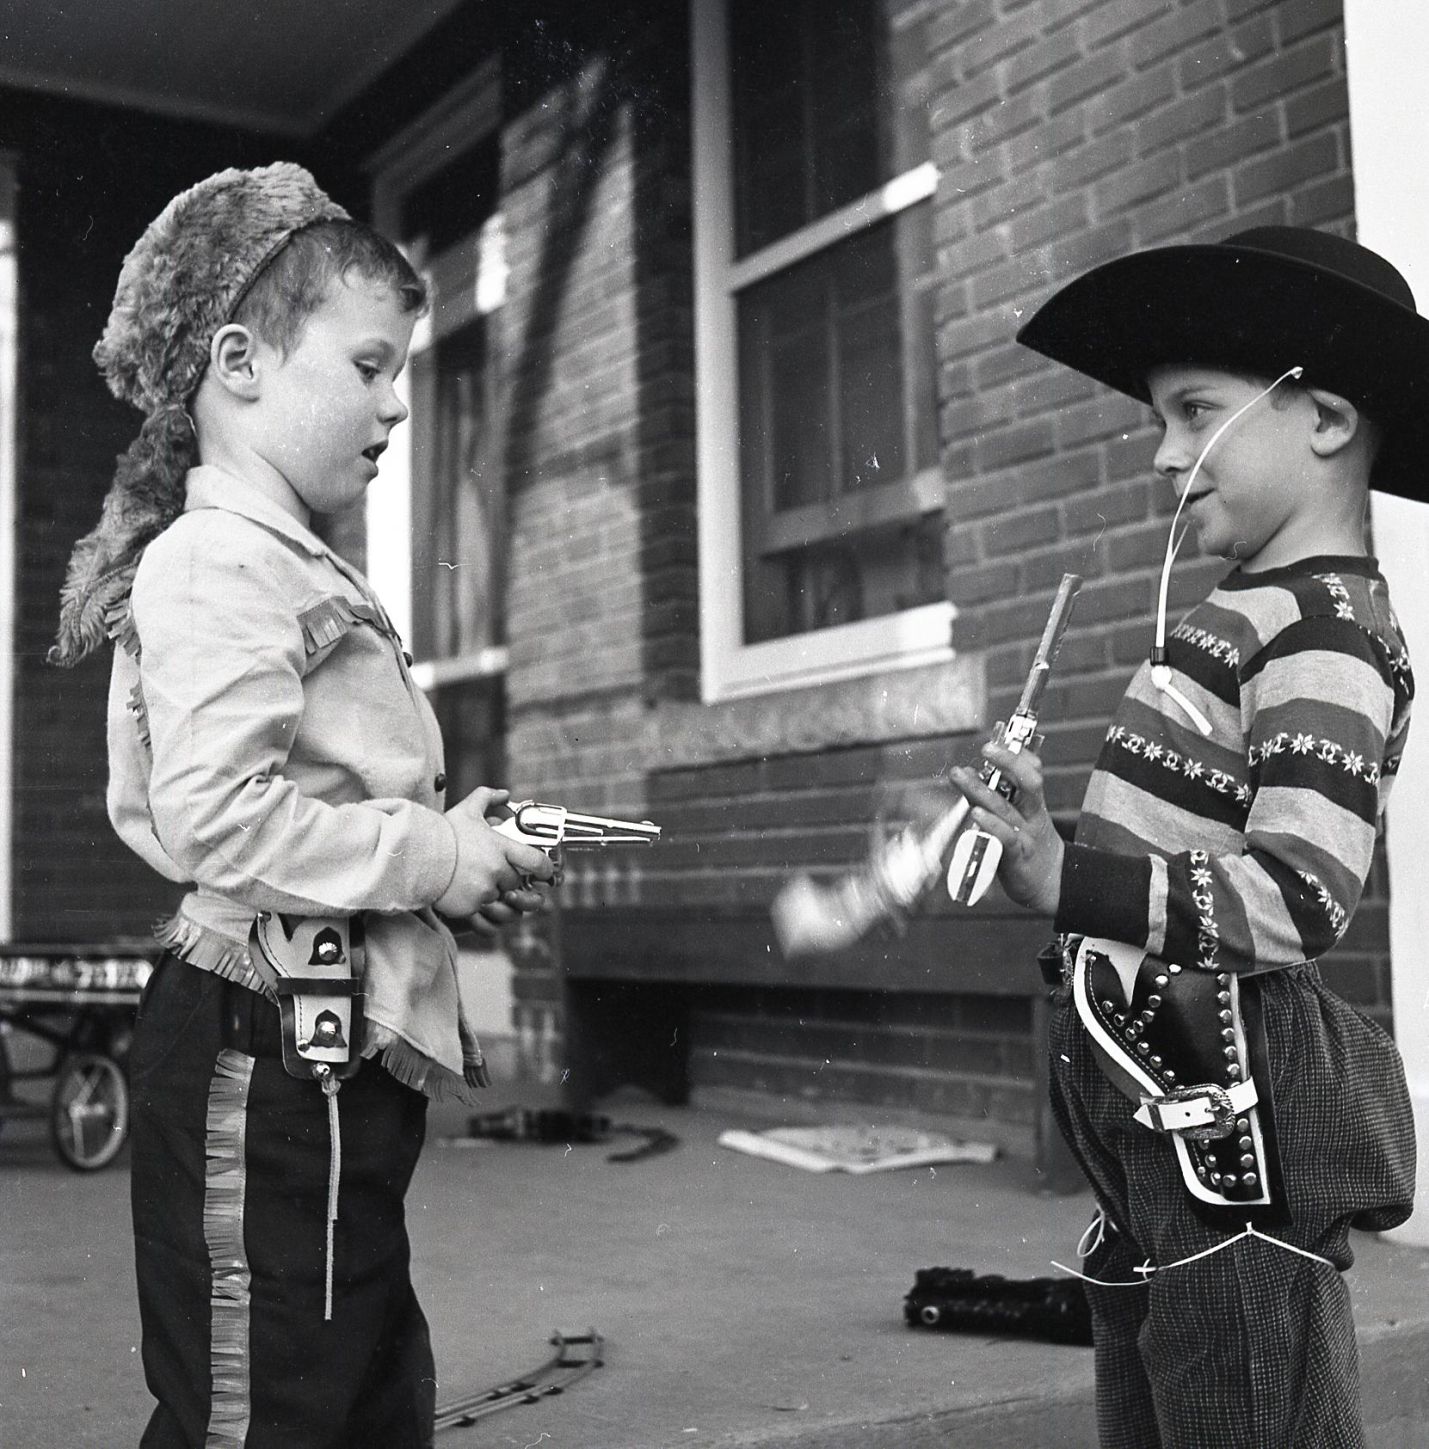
[1054,841,1152,946]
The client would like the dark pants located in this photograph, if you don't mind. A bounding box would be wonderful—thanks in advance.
[1048,965,1415,1449]
[129,955,435,1449]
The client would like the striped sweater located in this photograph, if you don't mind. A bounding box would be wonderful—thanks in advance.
[1055,555,1414,975]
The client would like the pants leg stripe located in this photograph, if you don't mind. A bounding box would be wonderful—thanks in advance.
[202,1048,255,1449]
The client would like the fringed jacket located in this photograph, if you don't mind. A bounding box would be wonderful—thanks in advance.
[106,464,486,1099]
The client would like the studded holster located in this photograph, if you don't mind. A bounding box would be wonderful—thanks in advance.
[1066,935,1279,1212]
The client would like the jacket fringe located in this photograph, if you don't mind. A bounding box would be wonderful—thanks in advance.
[362,1021,486,1104]
[155,913,273,999]
[297,596,388,657]
[102,564,142,657]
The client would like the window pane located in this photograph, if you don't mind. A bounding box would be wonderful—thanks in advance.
[410,318,505,660]
[744,515,945,640]
[731,0,901,256]
[737,203,938,645]
[430,676,506,804]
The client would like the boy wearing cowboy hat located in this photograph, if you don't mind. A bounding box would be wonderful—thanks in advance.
[952,227,1420,1447]
[51,163,556,1447]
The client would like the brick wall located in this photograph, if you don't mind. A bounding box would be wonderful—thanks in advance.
[484,10,698,1056]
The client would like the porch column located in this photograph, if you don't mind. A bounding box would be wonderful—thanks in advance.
[0,155,17,940]
[1344,0,1429,1246]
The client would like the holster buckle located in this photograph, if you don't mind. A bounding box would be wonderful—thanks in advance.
[1136,1083,1237,1143]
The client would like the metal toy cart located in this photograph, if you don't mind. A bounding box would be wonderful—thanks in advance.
[0,941,155,1170]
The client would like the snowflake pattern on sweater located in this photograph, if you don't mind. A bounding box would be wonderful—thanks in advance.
[1056,556,1414,975]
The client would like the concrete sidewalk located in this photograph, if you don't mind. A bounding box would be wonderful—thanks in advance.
[3,1089,1428,1448]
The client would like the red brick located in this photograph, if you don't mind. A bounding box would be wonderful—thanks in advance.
[1083,0,1174,52]
[931,66,1003,131]
[1125,0,1223,71]
[1063,479,1153,536]
[1008,192,1091,251]
[1234,129,1340,205]
[1006,109,1088,172]
[1136,86,1228,158]
[973,417,1058,471]
[1005,26,1084,94]
[976,339,1047,389]
[963,6,1042,76]
[1086,63,1178,137]
[928,0,997,52]
[1024,539,1108,593]
[1280,0,1343,45]
[1284,75,1348,138]
[1050,128,1137,192]
[1230,35,1338,111]
[1047,46,1130,116]
[972,89,1044,149]
[973,167,1047,230]
[1177,15,1278,92]
[1291,171,1353,228]
[1137,174,1232,243]
[1094,151,1183,218]
[1056,392,1146,449]
[948,559,1022,607]
[983,504,1064,557]
[1185,108,1282,180]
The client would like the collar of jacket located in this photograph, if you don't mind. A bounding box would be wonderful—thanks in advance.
[182,464,331,559]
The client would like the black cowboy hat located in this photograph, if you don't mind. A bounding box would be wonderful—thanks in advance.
[1015,226,1429,502]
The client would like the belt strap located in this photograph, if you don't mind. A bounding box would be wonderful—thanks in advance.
[1134,1078,1259,1136]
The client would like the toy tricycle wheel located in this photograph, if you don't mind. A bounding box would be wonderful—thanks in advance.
[49,1051,129,1170]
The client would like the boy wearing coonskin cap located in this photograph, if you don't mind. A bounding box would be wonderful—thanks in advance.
[53,163,556,1446]
[951,227,1420,1446]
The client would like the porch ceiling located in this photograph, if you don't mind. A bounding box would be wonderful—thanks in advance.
[0,0,467,136]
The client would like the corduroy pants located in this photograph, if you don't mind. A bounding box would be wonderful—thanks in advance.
[129,954,435,1449]
[1048,964,1415,1449]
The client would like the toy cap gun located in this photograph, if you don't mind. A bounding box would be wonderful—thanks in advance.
[946,571,1081,906]
[771,573,1081,957]
[493,800,660,881]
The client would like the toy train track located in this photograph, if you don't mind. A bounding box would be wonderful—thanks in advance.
[434,1329,604,1433]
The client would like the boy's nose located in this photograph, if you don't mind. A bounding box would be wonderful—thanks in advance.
[1153,429,1191,480]
[379,388,409,426]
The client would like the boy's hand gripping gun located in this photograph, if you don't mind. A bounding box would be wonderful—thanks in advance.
[771,573,1081,957]
[493,800,661,881]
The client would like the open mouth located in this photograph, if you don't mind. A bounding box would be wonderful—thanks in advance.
[362,441,387,465]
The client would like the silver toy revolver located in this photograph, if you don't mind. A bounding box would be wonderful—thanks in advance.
[493,800,661,881]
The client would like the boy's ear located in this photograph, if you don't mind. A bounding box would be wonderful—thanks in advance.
[208,323,263,399]
[1304,387,1362,458]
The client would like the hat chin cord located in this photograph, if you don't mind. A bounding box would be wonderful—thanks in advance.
[1150,365,1304,735]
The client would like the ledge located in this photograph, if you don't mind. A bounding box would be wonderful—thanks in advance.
[650,653,984,769]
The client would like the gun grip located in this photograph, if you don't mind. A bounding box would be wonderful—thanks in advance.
[947,827,1002,906]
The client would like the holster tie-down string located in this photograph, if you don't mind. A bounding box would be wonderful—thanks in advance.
[318,1066,341,1321]
[1052,1209,1335,1288]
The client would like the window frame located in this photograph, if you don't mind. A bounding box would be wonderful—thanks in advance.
[691,0,952,702]
[367,58,509,691]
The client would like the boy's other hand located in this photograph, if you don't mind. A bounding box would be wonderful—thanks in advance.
[436,786,556,920]
[950,744,1063,917]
